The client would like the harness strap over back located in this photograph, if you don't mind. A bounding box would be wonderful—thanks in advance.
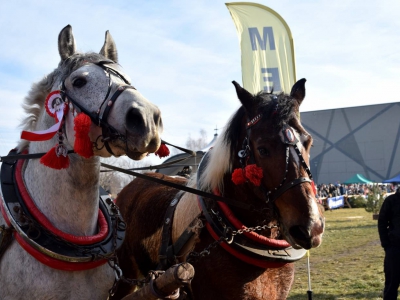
[157,191,202,270]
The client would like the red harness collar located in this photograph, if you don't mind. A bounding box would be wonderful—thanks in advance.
[205,223,287,268]
[214,189,290,248]
[14,158,109,245]
[0,157,113,271]
[200,189,288,268]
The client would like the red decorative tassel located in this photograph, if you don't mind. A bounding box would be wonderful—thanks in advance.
[74,113,93,158]
[232,164,263,186]
[155,143,170,158]
[311,180,317,196]
[244,164,263,186]
[232,168,247,185]
[40,146,70,170]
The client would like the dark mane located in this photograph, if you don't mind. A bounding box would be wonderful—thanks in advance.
[223,91,299,161]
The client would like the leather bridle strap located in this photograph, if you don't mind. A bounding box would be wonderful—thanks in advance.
[268,177,311,203]
[266,125,313,203]
[100,85,136,155]
[60,61,136,156]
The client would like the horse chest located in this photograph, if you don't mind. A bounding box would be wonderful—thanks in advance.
[0,240,114,300]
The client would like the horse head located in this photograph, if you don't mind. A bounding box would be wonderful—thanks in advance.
[19,25,162,161]
[200,79,324,251]
[230,79,324,250]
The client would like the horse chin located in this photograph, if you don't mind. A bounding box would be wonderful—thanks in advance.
[282,233,305,250]
[281,227,323,250]
[126,151,148,160]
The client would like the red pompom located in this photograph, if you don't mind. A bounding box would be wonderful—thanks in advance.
[40,146,70,170]
[232,164,263,186]
[245,164,263,186]
[155,143,170,158]
[74,113,93,158]
[311,180,317,196]
[232,168,246,185]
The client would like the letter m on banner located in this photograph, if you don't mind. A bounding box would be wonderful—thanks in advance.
[248,27,276,51]
[226,2,296,95]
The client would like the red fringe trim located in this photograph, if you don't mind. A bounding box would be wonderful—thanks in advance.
[40,146,70,170]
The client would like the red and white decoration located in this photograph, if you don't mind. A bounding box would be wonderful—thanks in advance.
[21,91,67,142]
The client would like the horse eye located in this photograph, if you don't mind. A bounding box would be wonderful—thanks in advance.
[73,78,87,88]
[258,147,269,157]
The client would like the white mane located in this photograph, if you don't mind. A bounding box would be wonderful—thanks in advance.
[17,74,56,151]
[198,124,232,193]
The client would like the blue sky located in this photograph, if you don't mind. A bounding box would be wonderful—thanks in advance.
[0,0,399,161]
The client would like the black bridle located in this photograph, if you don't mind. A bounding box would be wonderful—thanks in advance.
[240,111,313,204]
[60,60,136,155]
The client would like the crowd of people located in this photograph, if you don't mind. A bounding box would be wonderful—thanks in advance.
[315,182,398,199]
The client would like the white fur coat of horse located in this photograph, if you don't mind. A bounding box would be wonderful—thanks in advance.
[0,25,162,300]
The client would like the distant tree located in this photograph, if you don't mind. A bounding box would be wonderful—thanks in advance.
[186,129,208,150]
[99,156,146,196]
[365,184,385,214]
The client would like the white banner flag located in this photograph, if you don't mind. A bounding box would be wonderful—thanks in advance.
[226,2,296,94]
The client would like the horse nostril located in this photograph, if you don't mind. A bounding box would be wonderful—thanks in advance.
[153,113,163,129]
[126,107,144,131]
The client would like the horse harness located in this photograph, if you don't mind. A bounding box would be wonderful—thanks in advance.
[61,59,136,156]
[0,150,126,270]
[157,114,314,269]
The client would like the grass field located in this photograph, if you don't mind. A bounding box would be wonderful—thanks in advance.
[287,208,385,300]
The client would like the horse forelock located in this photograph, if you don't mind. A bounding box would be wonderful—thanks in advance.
[17,52,109,151]
[254,91,299,128]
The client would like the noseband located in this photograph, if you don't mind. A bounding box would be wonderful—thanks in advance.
[240,109,313,204]
[60,60,136,155]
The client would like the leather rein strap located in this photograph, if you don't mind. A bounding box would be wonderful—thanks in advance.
[101,162,256,211]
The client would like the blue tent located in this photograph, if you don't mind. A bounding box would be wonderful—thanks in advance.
[383,174,400,183]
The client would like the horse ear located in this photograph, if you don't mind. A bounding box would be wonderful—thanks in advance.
[100,31,118,63]
[232,81,254,111]
[58,25,76,61]
[290,78,306,105]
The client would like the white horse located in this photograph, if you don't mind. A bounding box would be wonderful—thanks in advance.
[0,25,163,299]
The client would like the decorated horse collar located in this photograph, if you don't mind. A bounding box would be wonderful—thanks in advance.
[196,151,306,268]
[0,149,125,271]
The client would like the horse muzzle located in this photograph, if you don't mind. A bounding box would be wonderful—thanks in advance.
[286,216,325,250]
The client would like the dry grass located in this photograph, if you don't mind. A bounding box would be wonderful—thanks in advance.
[287,208,385,300]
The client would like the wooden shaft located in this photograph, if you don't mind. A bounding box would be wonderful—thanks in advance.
[121,263,195,300]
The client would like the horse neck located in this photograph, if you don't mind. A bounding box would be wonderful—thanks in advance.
[222,178,280,237]
[23,152,101,236]
[172,190,201,241]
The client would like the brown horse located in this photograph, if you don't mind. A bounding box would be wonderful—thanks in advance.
[113,79,324,299]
